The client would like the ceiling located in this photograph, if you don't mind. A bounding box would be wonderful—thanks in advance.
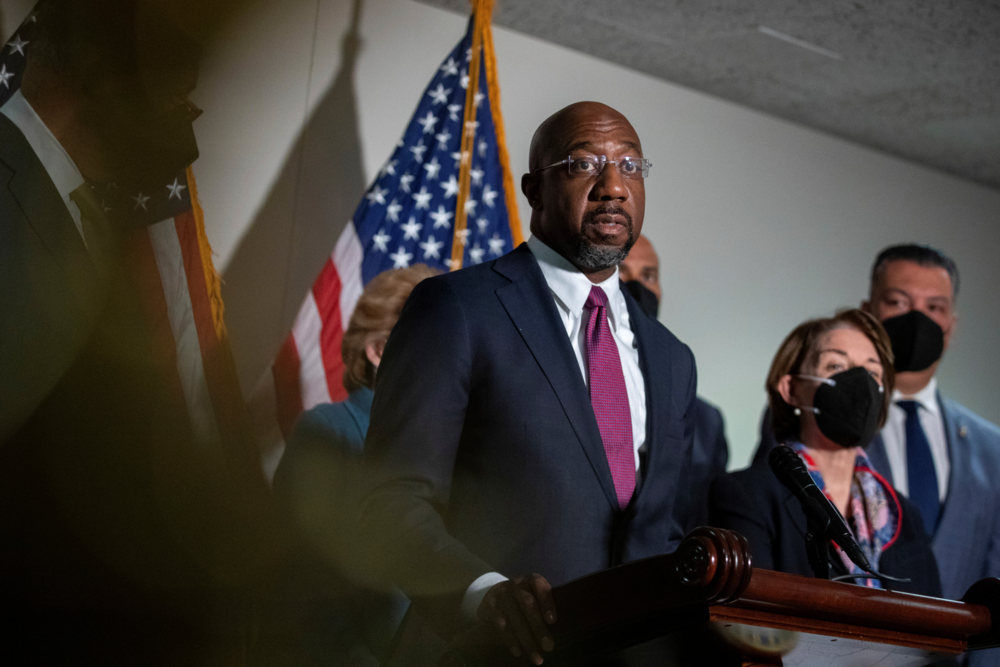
[419,0,1000,190]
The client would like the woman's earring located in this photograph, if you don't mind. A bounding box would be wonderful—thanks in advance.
[793,408,801,416]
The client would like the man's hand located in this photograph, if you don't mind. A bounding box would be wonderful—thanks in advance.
[477,574,557,665]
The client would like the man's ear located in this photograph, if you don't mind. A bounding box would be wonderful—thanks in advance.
[860,299,872,314]
[521,173,542,210]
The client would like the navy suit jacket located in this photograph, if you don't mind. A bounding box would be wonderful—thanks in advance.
[360,243,698,634]
[682,397,729,530]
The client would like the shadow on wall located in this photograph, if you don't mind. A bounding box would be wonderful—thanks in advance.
[222,0,368,396]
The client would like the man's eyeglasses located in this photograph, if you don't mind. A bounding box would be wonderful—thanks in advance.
[533,154,652,180]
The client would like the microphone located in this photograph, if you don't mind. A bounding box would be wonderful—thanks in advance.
[768,445,873,574]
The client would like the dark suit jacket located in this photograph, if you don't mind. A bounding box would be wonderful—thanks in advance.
[709,461,942,598]
[0,113,103,442]
[682,397,729,530]
[360,243,698,636]
[0,109,266,664]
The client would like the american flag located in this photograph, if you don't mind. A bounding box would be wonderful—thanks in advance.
[252,13,524,476]
[2,13,258,472]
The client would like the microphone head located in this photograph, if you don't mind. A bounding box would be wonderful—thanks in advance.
[768,444,807,480]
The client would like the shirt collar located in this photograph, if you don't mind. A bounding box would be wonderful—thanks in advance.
[0,90,85,201]
[891,376,940,417]
[526,234,624,330]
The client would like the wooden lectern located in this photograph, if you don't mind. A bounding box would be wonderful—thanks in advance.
[441,527,1000,666]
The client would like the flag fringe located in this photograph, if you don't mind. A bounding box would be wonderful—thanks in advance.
[451,1,491,269]
[184,166,228,342]
[481,13,524,247]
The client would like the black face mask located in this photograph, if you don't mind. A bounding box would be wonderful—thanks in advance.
[881,310,945,373]
[797,367,883,449]
[624,280,659,319]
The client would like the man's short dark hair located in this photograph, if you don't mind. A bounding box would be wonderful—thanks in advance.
[871,244,960,299]
[29,0,139,84]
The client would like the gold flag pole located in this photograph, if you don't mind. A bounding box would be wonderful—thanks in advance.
[450,0,495,271]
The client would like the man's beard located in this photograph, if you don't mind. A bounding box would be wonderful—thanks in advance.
[570,205,636,272]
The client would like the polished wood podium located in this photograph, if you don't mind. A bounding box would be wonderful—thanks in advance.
[441,528,1000,666]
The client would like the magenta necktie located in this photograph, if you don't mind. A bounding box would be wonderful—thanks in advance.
[584,286,635,509]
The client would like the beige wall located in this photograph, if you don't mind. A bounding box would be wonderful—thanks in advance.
[5,0,1000,468]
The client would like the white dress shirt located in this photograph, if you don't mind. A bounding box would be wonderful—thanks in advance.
[881,376,950,502]
[1,89,87,246]
[461,235,648,619]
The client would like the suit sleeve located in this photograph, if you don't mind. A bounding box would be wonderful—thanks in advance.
[356,277,491,623]
[706,402,729,478]
[708,473,776,571]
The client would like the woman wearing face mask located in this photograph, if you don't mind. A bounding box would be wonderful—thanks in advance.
[709,309,941,596]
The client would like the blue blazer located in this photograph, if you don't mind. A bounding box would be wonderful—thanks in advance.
[272,388,408,665]
[865,394,1000,602]
[360,243,698,634]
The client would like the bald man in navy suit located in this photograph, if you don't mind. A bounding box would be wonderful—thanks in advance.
[359,102,699,665]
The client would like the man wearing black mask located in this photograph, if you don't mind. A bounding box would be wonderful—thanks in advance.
[861,247,1000,611]
[619,235,729,529]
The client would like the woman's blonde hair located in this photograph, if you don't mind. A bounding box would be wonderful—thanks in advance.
[341,264,439,392]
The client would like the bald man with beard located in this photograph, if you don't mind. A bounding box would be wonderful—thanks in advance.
[359,102,699,664]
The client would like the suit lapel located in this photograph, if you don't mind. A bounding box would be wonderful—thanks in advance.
[0,114,98,308]
[493,245,619,510]
[623,293,678,505]
[935,394,966,544]
[782,485,810,541]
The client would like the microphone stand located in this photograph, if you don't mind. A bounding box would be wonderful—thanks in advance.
[798,494,834,580]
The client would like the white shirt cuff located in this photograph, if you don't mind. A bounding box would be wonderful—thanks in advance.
[461,571,509,620]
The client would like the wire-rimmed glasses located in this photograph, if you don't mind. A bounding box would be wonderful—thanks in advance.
[533,154,652,179]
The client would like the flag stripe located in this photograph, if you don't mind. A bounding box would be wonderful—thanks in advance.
[131,228,193,429]
[148,217,222,450]
[292,292,335,412]
[334,221,364,332]
[312,258,348,404]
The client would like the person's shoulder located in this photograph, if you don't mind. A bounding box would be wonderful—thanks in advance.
[939,394,1000,446]
[291,400,362,450]
[712,463,780,503]
[694,396,724,425]
[406,249,522,309]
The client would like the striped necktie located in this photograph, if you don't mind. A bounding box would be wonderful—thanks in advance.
[584,285,635,509]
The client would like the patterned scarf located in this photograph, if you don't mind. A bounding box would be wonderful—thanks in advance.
[789,442,902,588]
